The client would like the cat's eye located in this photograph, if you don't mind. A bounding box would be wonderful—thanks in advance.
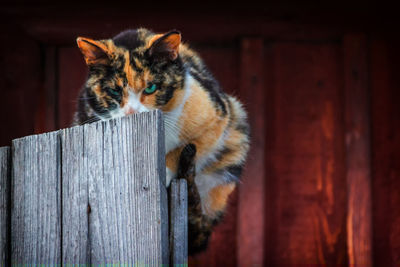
[108,88,120,96]
[144,84,157,95]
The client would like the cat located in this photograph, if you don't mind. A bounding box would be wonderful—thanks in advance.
[73,28,250,254]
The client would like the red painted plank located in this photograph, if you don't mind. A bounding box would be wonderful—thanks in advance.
[34,46,57,133]
[197,46,240,96]
[58,46,87,128]
[267,42,348,265]
[0,24,41,146]
[189,190,238,267]
[237,38,265,266]
[371,37,400,266]
[343,34,373,267]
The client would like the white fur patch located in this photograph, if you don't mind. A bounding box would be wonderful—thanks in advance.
[195,171,230,215]
[163,72,193,154]
[106,90,150,120]
[125,90,150,114]
[195,128,229,174]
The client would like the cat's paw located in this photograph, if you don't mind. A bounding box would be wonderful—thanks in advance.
[177,143,196,183]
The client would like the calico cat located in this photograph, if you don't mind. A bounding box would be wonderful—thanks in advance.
[74,28,250,254]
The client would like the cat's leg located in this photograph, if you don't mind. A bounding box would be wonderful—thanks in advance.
[178,143,232,255]
[165,147,184,187]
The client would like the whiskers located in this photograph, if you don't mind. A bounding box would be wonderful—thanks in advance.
[79,116,101,125]
[164,116,197,155]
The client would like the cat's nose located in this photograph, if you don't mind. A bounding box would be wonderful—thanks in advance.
[125,106,136,115]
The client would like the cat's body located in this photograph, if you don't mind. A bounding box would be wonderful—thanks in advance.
[74,28,249,253]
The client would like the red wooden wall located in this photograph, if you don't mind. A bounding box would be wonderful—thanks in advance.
[1,2,399,266]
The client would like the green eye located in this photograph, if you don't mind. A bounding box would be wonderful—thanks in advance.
[108,88,120,96]
[144,84,157,94]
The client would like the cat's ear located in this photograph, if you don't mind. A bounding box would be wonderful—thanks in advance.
[148,31,181,61]
[76,37,110,65]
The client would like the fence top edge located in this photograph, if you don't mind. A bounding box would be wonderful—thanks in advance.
[0,146,10,152]
[11,110,163,144]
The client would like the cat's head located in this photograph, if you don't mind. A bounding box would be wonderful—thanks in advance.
[77,28,186,120]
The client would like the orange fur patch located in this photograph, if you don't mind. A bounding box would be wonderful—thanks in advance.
[162,88,185,112]
[179,81,229,158]
[147,34,163,48]
[207,183,236,214]
[166,147,184,173]
[123,51,135,88]
[203,129,249,174]
[77,37,110,65]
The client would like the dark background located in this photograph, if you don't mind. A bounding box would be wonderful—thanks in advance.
[1,1,399,266]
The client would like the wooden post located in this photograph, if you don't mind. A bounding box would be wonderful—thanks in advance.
[343,34,373,266]
[169,179,188,265]
[10,110,169,265]
[61,110,168,264]
[0,147,10,265]
[11,132,62,264]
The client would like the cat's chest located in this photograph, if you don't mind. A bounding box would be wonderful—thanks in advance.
[164,118,182,153]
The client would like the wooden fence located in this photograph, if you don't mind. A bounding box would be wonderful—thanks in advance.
[0,110,187,266]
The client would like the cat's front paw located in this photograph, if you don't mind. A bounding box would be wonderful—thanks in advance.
[177,143,196,184]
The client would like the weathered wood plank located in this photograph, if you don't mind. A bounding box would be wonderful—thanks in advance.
[169,179,188,265]
[0,147,10,265]
[61,110,168,265]
[343,34,373,267]
[60,125,89,263]
[11,132,61,264]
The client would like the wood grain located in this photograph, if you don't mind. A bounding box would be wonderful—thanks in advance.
[61,110,168,265]
[343,34,373,267]
[0,147,10,265]
[11,131,61,264]
[169,179,188,265]
[60,124,88,263]
[371,37,400,266]
[266,42,348,265]
[237,38,265,266]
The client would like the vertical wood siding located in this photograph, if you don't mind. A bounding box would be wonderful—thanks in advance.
[0,15,399,266]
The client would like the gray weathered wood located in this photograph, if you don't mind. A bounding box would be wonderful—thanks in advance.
[61,110,168,265]
[0,147,10,265]
[169,179,188,266]
[8,110,169,265]
[61,125,89,263]
[11,132,61,264]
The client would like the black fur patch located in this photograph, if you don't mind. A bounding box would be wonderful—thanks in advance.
[226,164,243,179]
[215,147,233,161]
[86,87,111,118]
[236,122,250,136]
[189,70,227,116]
[113,30,145,50]
[177,143,197,178]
